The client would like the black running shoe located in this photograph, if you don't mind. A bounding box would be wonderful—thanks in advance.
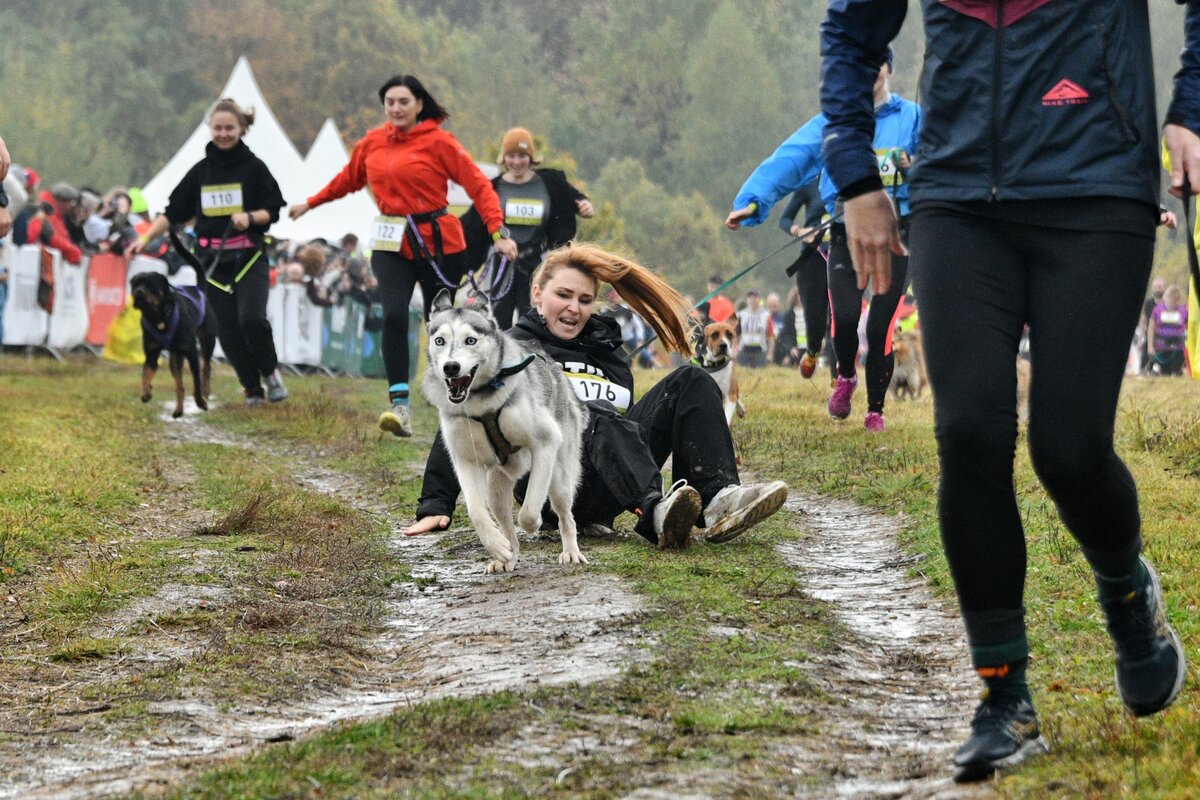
[1100,557,1187,717]
[953,692,1048,783]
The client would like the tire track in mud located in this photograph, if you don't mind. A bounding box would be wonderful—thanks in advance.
[3,411,651,800]
[779,494,992,800]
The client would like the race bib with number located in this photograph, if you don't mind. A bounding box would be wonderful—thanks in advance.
[505,198,546,226]
[565,372,632,414]
[200,184,244,217]
[370,215,408,252]
[1160,310,1183,325]
[876,149,905,187]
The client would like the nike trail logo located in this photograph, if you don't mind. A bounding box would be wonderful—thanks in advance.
[1042,79,1089,106]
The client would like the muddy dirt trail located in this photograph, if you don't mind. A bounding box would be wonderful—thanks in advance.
[2,409,989,799]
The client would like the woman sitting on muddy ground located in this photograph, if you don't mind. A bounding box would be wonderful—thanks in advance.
[403,242,789,549]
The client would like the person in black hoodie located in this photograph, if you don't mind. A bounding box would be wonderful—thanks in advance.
[133,98,287,406]
[461,128,594,329]
[404,242,789,548]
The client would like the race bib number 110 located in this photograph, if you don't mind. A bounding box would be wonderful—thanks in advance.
[200,184,244,217]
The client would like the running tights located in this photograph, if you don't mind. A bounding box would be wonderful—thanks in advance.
[372,249,466,387]
[827,224,909,413]
[909,208,1152,640]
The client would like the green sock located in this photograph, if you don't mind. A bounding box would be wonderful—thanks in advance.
[1095,558,1148,600]
[970,636,1032,704]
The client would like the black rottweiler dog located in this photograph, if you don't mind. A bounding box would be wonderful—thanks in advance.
[131,272,217,418]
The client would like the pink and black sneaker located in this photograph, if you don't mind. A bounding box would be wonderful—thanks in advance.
[827,375,858,420]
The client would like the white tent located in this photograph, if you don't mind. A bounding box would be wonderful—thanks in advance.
[142,57,499,247]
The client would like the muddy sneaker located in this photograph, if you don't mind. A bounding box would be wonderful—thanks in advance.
[265,369,289,402]
[1099,557,1186,717]
[799,351,818,379]
[953,691,1048,782]
[827,375,857,419]
[864,411,885,432]
[653,480,702,550]
[379,404,412,437]
[701,480,789,543]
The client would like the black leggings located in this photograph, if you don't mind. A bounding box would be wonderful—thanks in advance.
[205,252,277,397]
[827,223,910,413]
[910,208,1153,629]
[790,245,830,356]
[490,255,538,331]
[371,249,466,389]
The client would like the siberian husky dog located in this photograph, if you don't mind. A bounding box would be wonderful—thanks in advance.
[424,290,587,574]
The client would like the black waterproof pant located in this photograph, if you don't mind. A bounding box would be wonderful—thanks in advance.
[372,249,466,387]
[205,252,277,398]
[827,223,910,413]
[417,364,739,542]
[490,255,538,331]
[910,205,1153,647]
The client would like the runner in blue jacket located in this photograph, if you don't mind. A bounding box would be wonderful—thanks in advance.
[820,0,1199,782]
[727,55,920,431]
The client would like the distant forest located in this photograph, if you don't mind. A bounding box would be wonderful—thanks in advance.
[0,1,1191,291]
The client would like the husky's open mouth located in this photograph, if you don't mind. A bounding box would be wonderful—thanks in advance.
[445,366,478,404]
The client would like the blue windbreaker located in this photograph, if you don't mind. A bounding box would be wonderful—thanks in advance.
[732,93,921,226]
[820,1,1200,208]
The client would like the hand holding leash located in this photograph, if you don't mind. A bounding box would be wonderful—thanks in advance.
[494,236,518,261]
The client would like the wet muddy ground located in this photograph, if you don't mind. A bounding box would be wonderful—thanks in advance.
[1,409,992,799]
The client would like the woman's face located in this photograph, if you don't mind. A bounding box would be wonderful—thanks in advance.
[504,151,532,178]
[532,266,597,340]
[384,86,423,130]
[209,111,243,150]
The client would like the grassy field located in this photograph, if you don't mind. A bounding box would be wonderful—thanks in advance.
[1,352,1197,798]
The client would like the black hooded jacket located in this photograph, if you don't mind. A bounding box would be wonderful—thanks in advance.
[164,140,284,247]
[415,308,633,521]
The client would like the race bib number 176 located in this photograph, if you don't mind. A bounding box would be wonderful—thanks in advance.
[566,372,632,414]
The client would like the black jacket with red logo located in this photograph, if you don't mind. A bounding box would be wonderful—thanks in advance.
[821,0,1199,207]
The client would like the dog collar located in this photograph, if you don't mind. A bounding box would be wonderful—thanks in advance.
[477,353,539,394]
[691,355,730,373]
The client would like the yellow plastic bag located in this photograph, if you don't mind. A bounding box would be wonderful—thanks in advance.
[102,296,145,365]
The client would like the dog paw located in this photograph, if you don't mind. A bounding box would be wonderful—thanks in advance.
[172,408,184,419]
[140,393,152,403]
[196,397,208,411]
[558,549,588,566]
[484,558,517,574]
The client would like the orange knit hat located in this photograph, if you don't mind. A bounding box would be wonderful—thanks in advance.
[498,128,540,164]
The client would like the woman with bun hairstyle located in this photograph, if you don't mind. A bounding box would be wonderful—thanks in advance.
[405,242,789,550]
[133,97,287,406]
[462,128,594,329]
[290,75,518,438]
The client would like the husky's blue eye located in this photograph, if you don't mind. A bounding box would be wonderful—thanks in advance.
[465,337,477,345]
[434,336,445,346]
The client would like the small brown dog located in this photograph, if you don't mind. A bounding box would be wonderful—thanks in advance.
[889,328,928,401]
[698,321,745,424]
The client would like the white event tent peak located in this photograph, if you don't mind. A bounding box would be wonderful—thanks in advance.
[142,57,499,248]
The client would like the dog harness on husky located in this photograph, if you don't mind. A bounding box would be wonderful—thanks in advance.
[141,285,208,349]
[467,353,539,466]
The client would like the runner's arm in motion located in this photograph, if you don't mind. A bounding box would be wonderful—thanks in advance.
[0,135,9,180]
[820,0,908,295]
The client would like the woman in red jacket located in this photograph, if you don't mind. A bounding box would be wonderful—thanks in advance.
[291,75,517,437]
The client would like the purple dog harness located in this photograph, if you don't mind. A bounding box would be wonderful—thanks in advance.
[141,285,208,348]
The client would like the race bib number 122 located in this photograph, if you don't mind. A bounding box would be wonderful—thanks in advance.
[370,215,407,252]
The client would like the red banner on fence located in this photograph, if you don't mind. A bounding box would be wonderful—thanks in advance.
[86,253,128,346]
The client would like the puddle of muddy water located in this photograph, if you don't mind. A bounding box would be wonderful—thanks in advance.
[1,426,651,800]
[779,494,991,800]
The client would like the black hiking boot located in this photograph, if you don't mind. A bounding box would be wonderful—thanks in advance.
[953,691,1048,783]
[1099,557,1186,717]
